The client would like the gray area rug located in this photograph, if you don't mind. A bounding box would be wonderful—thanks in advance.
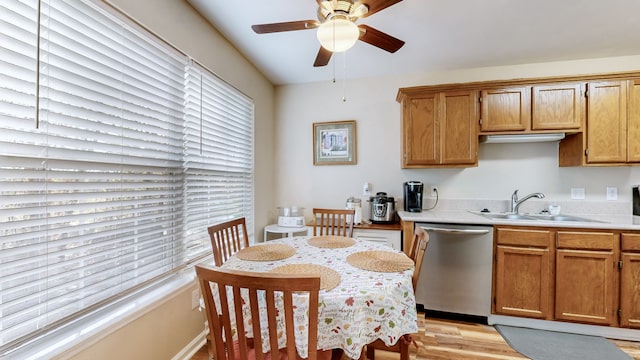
[495,325,632,360]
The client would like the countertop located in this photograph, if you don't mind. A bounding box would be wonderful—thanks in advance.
[398,210,640,231]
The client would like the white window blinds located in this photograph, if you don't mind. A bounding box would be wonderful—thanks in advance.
[0,0,254,351]
[183,62,255,254]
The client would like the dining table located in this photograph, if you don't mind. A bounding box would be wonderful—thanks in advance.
[219,235,419,359]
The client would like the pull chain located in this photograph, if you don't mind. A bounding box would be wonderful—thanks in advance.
[342,51,347,102]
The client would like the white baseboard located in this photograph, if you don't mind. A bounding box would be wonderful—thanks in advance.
[172,329,208,360]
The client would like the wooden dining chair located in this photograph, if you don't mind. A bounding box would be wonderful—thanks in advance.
[312,208,355,237]
[207,217,250,266]
[409,225,429,290]
[365,225,429,360]
[196,265,332,360]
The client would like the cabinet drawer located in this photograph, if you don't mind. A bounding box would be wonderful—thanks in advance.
[496,227,552,247]
[622,233,640,252]
[556,231,616,250]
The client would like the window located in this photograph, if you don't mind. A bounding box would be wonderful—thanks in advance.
[0,0,254,351]
[183,62,255,253]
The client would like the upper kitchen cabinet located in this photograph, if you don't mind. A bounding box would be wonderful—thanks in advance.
[531,83,583,131]
[480,86,531,132]
[559,79,639,166]
[586,80,627,163]
[628,79,640,162]
[397,89,478,168]
[480,83,583,134]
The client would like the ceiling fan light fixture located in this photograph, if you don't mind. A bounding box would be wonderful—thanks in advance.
[316,18,359,52]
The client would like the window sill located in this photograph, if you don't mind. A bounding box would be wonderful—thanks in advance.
[3,270,197,360]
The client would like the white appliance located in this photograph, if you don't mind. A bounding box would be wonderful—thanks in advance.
[277,206,306,228]
[415,222,494,319]
[345,196,363,224]
[277,216,305,227]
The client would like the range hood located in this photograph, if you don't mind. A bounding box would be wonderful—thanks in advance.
[479,133,566,144]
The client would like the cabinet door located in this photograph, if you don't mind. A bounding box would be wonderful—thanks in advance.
[402,93,439,166]
[480,87,531,132]
[555,248,617,325]
[586,81,627,163]
[628,79,640,162]
[620,252,640,328]
[620,233,640,328]
[495,245,552,319]
[532,83,583,130]
[440,91,478,165]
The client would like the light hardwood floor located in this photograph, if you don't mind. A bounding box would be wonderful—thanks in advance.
[190,315,640,360]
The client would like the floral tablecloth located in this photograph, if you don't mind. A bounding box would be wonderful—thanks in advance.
[220,237,419,359]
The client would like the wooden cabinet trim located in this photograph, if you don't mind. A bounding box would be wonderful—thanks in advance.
[397,70,640,100]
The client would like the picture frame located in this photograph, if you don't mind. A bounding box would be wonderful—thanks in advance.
[313,120,357,165]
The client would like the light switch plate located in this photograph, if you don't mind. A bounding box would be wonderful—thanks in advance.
[571,188,585,200]
[606,187,618,201]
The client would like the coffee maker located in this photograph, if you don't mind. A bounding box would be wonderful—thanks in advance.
[403,181,423,212]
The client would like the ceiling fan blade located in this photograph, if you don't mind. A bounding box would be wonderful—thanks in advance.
[356,0,403,17]
[358,24,404,53]
[313,47,333,67]
[251,20,319,34]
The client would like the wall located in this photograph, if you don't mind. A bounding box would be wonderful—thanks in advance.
[58,0,276,359]
[273,55,640,222]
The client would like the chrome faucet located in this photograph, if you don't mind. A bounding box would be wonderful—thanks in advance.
[510,190,545,213]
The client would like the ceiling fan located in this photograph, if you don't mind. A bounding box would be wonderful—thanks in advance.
[251,0,405,67]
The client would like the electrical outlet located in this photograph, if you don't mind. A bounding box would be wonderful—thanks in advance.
[606,187,618,201]
[430,186,438,197]
[363,182,371,196]
[571,187,585,200]
[191,289,200,310]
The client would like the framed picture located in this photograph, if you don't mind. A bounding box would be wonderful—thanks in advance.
[313,120,357,165]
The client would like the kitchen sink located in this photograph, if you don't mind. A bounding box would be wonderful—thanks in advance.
[469,211,604,223]
[469,211,536,221]
[526,214,605,223]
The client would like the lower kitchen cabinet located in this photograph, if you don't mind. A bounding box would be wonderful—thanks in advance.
[493,226,640,329]
[621,233,640,328]
[555,230,618,326]
[494,227,554,319]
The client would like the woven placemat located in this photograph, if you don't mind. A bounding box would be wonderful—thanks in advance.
[236,243,296,261]
[346,250,414,272]
[307,235,356,248]
[269,264,341,291]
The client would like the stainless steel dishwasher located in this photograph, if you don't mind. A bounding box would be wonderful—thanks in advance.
[415,222,494,320]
